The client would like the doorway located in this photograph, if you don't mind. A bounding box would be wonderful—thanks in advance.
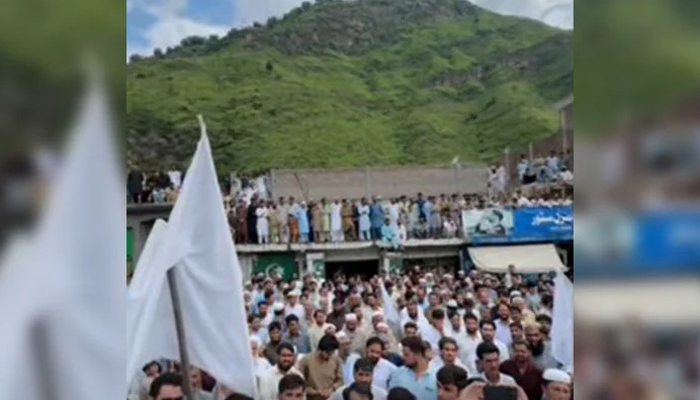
[325,259,380,281]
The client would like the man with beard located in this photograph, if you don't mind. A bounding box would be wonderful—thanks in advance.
[388,337,437,400]
[259,343,303,400]
[263,322,284,365]
[535,314,553,340]
[493,302,513,347]
[436,365,469,400]
[329,358,388,400]
[465,321,509,376]
[541,369,572,400]
[455,313,481,365]
[400,298,431,337]
[524,323,559,370]
[189,367,215,400]
[499,340,544,400]
[342,313,368,356]
[358,337,397,390]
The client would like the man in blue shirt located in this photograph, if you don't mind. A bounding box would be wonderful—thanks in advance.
[370,197,385,241]
[388,336,438,400]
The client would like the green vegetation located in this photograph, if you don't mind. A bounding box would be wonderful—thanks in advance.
[127,0,572,174]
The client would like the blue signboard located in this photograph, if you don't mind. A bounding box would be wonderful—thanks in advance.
[633,211,700,270]
[466,206,573,244]
[512,206,573,242]
[574,210,700,280]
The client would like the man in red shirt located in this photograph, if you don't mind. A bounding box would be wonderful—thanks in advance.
[499,340,543,400]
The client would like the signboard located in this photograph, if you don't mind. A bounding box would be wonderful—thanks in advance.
[307,253,326,280]
[463,206,572,244]
[382,253,404,276]
[462,208,514,240]
[254,253,297,281]
[512,206,573,242]
[575,211,700,279]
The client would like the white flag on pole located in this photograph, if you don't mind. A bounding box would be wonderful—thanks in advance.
[551,271,573,371]
[129,219,168,295]
[380,280,401,337]
[0,69,125,400]
[127,116,257,398]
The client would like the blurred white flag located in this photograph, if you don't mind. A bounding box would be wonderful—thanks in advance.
[380,280,401,337]
[127,117,257,398]
[0,71,125,399]
[551,271,573,371]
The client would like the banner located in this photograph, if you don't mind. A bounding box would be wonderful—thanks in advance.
[461,208,514,242]
[463,206,572,244]
[254,253,298,281]
[512,206,573,242]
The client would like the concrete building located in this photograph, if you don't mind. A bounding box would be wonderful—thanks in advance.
[127,204,465,280]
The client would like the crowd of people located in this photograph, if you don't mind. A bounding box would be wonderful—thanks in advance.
[225,188,573,247]
[129,266,573,400]
[515,150,573,187]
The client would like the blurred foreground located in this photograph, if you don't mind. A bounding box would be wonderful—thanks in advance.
[575,1,700,399]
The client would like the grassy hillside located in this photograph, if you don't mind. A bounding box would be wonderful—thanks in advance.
[126,0,572,175]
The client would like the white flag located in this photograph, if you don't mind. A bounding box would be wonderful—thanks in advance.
[0,70,125,400]
[127,116,257,398]
[380,280,401,337]
[129,219,168,294]
[551,271,573,371]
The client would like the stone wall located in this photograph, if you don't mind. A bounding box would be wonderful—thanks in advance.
[270,165,488,200]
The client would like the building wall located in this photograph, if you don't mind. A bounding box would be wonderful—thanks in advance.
[270,165,488,200]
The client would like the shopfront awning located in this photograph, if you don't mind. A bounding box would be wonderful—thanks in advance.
[468,244,567,273]
[575,279,700,326]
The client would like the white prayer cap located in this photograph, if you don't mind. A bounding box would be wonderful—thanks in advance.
[336,332,350,343]
[273,302,285,312]
[376,322,389,331]
[287,290,301,297]
[543,369,572,385]
[510,290,523,299]
[345,314,358,322]
[372,311,384,319]
[249,336,262,347]
[465,292,474,300]
[446,299,458,308]
[295,281,304,290]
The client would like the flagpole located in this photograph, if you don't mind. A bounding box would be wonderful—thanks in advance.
[167,268,194,399]
[31,320,56,400]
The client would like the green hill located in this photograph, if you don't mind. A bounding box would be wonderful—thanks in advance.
[126,0,572,175]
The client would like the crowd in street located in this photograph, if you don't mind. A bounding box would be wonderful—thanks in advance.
[225,189,573,247]
[515,150,573,186]
[130,266,572,400]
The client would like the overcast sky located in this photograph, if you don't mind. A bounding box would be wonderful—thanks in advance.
[127,0,573,59]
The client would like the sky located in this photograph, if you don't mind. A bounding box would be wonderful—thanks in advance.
[127,0,573,60]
